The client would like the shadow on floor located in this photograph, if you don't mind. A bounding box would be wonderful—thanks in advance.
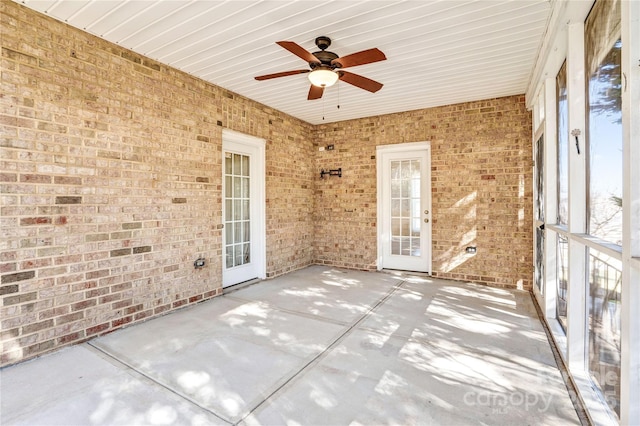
[1,265,581,425]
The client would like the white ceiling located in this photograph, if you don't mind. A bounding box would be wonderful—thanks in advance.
[16,0,552,125]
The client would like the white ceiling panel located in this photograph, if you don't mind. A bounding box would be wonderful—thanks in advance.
[64,1,122,27]
[126,3,245,52]
[39,0,88,19]
[87,2,163,38]
[15,0,551,125]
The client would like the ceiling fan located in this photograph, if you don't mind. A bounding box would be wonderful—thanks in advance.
[254,36,386,100]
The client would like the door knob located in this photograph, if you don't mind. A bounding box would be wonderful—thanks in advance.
[424,218,429,223]
[424,209,429,215]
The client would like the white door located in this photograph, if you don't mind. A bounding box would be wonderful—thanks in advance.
[377,142,432,273]
[222,130,265,288]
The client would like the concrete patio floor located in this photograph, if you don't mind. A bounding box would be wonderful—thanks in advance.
[1,265,580,425]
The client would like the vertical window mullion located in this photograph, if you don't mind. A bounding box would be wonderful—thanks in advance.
[566,21,589,372]
[620,0,640,424]
[544,77,559,319]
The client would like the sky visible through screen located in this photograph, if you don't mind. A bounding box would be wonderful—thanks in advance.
[587,39,622,245]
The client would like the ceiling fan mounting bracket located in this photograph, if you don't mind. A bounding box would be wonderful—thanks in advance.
[315,36,331,50]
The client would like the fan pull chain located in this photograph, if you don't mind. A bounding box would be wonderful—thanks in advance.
[322,94,325,121]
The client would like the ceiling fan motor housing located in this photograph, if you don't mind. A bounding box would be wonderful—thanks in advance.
[311,36,339,69]
[310,51,338,69]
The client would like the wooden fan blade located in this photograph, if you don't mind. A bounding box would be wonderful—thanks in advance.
[339,71,383,93]
[276,41,320,64]
[255,69,310,80]
[308,85,324,100]
[331,48,386,68]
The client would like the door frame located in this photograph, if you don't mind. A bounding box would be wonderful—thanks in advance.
[376,141,432,273]
[221,129,266,287]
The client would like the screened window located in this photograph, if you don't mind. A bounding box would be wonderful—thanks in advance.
[588,249,621,418]
[585,0,622,245]
[584,0,622,419]
[556,61,568,225]
[556,234,568,332]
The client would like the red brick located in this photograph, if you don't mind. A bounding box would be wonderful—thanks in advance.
[0,173,17,182]
[20,174,52,184]
[134,310,153,321]
[55,312,84,325]
[57,331,85,345]
[86,287,109,298]
[172,299,187,309]
[112,299,132,310]
[111,316,133,328]
[20,217,52,226]
[86,322,110,336]
[124,304,143,315]
[71,299,97,312]
[188,294,203,303]
[22,319,53,334]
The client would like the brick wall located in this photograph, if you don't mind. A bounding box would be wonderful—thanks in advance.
[1,1,533,367]
[314,97,534,289]
[0,2,314,366]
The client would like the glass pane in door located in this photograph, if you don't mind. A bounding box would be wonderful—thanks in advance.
[225,152,251,268]
[390,159,421,256]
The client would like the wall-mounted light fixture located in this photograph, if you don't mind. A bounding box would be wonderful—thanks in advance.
[320,168,342,179]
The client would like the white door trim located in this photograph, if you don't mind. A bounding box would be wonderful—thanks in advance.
[222,129,266,287]
[376,141,432,273]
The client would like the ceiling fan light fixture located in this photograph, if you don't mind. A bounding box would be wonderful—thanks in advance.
[308,69,339,87]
